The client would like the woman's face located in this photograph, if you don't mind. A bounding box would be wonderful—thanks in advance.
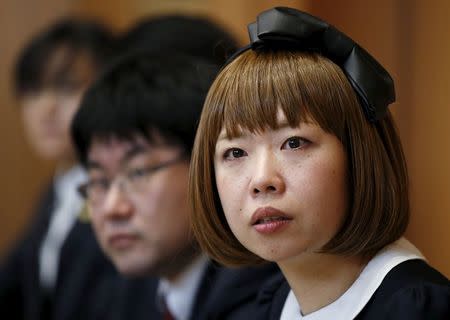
[214,109,349,264]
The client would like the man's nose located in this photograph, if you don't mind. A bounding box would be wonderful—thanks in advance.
[36,91,59,116]
[102,184,134,219]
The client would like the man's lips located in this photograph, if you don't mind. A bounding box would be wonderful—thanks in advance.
[250,206,293,225]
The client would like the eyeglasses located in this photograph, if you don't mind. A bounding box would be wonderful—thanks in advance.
[78,155,186,207]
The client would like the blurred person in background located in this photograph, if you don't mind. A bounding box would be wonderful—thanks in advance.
[117,14,238,65]
[0,18,117,320]
[71,49,279,319]
[86,15,274,320]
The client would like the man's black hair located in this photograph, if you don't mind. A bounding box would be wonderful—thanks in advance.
[117,15,238,66]
[71,52,218,166]
[14,18,114,95]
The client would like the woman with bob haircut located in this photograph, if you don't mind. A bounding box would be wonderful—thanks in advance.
[189,7,449,319]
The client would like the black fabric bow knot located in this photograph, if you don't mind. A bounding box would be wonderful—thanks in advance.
[230,7,395,122]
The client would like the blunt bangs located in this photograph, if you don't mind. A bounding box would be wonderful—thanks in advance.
[191,48,408,266]
[207,50,358,142]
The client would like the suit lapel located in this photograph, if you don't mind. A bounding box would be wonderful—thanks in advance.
[23,183,56,320]
[187,262,217,320]
[53,220,116,320]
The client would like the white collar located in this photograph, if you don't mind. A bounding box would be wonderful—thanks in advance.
[53,165,87,201]
[280,238,425,320]
[157,255,209,320]
[39,165,88,289]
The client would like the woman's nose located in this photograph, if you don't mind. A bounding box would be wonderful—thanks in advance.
[250,153,285,197]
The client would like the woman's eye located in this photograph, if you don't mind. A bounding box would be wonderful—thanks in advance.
[281,137,309,150]
[223,148,247,159]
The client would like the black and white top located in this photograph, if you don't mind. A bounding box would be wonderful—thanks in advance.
[257,238,450,319]
[157,255,209,320]
[39,165,87,289]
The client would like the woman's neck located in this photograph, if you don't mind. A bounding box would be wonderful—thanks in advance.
[278,252,367,315]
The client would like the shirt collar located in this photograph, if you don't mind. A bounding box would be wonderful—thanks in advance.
[53,165,87,201]
[157,254,209,320]
[280,237,425,320]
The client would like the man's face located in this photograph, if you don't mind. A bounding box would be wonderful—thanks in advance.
[85,135,197,278]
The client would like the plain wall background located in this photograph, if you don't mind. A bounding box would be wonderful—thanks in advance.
[1,0,448,277]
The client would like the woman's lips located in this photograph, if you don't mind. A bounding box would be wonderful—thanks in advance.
[108,233,139,250]
[251,207,292,234]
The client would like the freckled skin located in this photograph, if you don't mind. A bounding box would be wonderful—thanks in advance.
[214,111,348,264]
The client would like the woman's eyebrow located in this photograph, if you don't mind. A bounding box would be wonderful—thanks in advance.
[216,130,248,143]
[217,121,297,143]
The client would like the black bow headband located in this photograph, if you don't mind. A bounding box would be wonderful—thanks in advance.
[227,7,395,122]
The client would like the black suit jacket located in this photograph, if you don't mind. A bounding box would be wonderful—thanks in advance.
[254,259,450,319]
[194,262,280,320]
[110,261,280,320]
[0,184,120,320]
[0,185,279,320]
[0,184,55,319]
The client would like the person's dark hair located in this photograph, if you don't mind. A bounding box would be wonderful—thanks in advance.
[14,18,114,95]
[71,51,218,165]
[117,15,238,66]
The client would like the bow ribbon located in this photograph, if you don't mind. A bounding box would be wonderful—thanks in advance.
[228,7,395,122]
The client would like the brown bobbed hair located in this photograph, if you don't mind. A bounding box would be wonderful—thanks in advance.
[189,49,409,267]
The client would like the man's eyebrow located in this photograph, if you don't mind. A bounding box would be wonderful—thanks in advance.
[85,144,149,171]
[85,160,102,170]
[122,144,148,164]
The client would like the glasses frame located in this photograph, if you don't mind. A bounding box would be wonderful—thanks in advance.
[77,154,187,203]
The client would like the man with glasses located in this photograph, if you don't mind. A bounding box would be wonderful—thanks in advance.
[71,52,278,319]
